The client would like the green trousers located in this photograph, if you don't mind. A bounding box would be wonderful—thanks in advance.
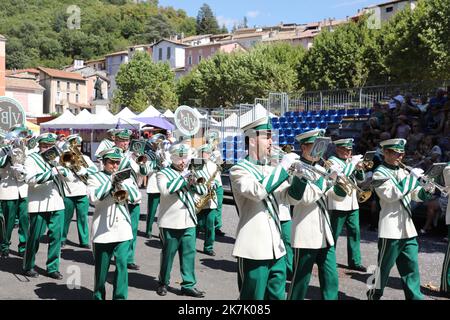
[127,203,140,265]
[62,195,89,246]
[214,186,224,231]
[367,237,423,300]
[146,193,160,237]
[23,210,64,273]
[288,246,339,300]
[280,220,293,278]
[237,256,287,300]
[159,227,197,289]
[330,209,362,267]
[0,198,29,254]
[198,208,217,252]
[440,226,450,294]
[93,241,130,300]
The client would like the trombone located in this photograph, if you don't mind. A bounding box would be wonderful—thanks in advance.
[398,161,448,196]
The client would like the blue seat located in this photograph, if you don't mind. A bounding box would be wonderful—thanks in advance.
[309,122,318,129]
[234,136,244,142]
[331,116,343,123]
[293,111,301,117]
[225,136,234,143]
[327,109,337,116]
[305,116,313,123]
[337,109,346,117]
[279,117,287,123]
[287,136,295,144]
[319,110,327,116]
[347,109,356,117]
[318,122,327,129]
[300,123,309,129]
[271,117,279,123]
[279,136,287,145]
[358,108,369,116]
[291,122,299,129]
[272,122,281,130]
[313,115,322,122]
[281,122,290,129]
[283,129,293,136]
[301,111,308,117]
[308,110,317,117]
[294,128,302,136]
[288,116,296,123]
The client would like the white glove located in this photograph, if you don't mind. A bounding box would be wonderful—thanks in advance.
[423,181,435,193]
[410,168,424,179]
[51,166,63,176]
[351,154,364,166]
[161,160,170,168]
[76,167,88,177]
[280,153,300,171]
[181,169,191,179]
[11,164,26,174]
[292,161,307,178]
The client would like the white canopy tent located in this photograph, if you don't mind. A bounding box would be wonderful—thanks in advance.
[162,109,174,119]
[40,110,77,129]
[115,107,136,119]
[138,105,162,117]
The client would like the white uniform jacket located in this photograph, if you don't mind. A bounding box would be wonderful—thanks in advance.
[118,150,144,205]
[156,167,197,230]
[230,159,291,260]
[0,152,28,200]
[374,164,431,239]
[289,163,344,249]
[64,155,99,197]
[87,171,133,244]
[327,156,365,211]
[24,152,74,213]
[94,139,115,159]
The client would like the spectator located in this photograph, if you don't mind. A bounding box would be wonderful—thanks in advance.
[404,93,421,116]
[391,114,411,139]
[417,95,429,114]
[381,115,394,133]
[370,102,385,126]
[406,120,425,158]
[428,89,448,109]
[369,117,382,136]
[425,103,446,135]
[437,118,450,161]
[357,123,378,154]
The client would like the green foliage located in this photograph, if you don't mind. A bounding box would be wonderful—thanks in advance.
[0,0,194,69]
[196,3,220,35]
[178,43,303,107]
[113,52,178,112]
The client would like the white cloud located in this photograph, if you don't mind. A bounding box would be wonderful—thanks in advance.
[246,10,260,19]
[331,0,368,8]
[217,16,240,29]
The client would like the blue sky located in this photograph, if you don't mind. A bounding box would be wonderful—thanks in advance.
[158,0,376,29]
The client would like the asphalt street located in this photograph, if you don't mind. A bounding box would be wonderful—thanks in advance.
[0,189,448,300]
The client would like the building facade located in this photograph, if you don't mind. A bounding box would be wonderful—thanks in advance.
[5,76,45,117]
[152,39,189,70]
[105,51,129,100]
[0,34,6,96]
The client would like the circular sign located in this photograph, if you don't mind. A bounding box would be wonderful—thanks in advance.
[174,105,201,137]
[0,97,26,138]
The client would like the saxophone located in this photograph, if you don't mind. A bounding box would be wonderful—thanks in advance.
[59,139,90,184]
[194,164,221,213]
[10,138,27,181]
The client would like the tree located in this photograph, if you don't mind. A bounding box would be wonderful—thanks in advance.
[196,3,220,35]
[113,52,178,112]
[220,24,228,34]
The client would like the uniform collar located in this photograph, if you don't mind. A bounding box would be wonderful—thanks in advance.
[103,170,112,176]
[383,162,398,170]
[300,157,314,165]
[246,156,266,166]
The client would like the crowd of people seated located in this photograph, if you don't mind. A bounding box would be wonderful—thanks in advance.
[355,88,449,238]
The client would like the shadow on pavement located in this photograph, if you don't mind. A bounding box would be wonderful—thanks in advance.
[346,269,404,291]
[34,282,93,300]
[128,272,160,292]
[199,258,236,273]
[0,255,23,274]
[144,239,162,250]
[61,248,94,266]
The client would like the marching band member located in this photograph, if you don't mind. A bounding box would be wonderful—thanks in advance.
[193,144,220,256]
[207,131,226,237]
[61,134,99,249]
[230,117,299,300]
[23,133,74,279]
[95,128,116,169]
[441,162,450,298]
[113,129,143,271]
[0,125,30,258]
[327,138,367,272]
[144,133,170,238]
[368,138,434,300]
[287,129,344,300]
[156,143,205,298]
[88,148,134,300]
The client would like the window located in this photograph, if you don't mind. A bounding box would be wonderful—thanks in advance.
[76,94,79,103]
[76,83,79,92]
[198,55,202,63]
[56,92,61,103]
[167,47,171,60]
[386,6,393,12]
[66,93,70,102]
[188,56,192,65]
[57,81,61,89]
[67,82,70,90]
[158,48,163,60]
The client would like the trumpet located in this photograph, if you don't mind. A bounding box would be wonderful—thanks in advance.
[40,145,72,194]
[398,161,448,196]
[321,160,372,203]
[59,139,89,184]
[111,168,131,205]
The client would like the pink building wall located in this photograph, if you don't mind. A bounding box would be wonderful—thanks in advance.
[0,38,5,96]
